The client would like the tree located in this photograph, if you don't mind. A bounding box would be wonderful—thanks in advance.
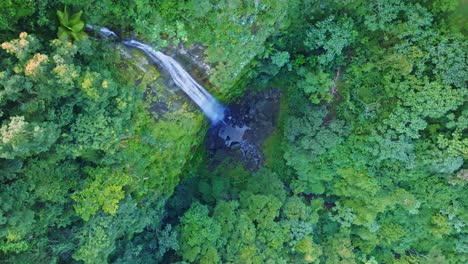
[177,202,222,263]
[305,15,356,66]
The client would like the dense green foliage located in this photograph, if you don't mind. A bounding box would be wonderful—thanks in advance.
[1,0,467,263]
[0,19,204,263]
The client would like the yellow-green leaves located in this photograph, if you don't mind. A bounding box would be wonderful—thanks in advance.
[57,7,86,41]
[72,167,132,221]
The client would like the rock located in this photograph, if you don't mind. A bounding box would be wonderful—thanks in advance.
[218,123,250,147]
[119,45,197,119]
[206,89,281,172]
[166,42,213,78]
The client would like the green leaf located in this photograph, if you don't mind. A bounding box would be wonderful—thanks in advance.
[70,21,84,32]
[70,32,80,41]
[57,26,69,40]
[56,9,68,26]
[69,10,83,25]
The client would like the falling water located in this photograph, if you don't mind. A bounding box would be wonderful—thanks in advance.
[122,39,225,124]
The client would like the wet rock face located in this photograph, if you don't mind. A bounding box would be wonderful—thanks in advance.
[170,43,212,77]
[165,42,213,86]
[119,45,197,121]
[207,89,281,171]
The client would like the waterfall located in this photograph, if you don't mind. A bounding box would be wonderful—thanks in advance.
[89,26,260,164]
[122,39,225,124]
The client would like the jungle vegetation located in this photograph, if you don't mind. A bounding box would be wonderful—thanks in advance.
[0,0,467,263]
